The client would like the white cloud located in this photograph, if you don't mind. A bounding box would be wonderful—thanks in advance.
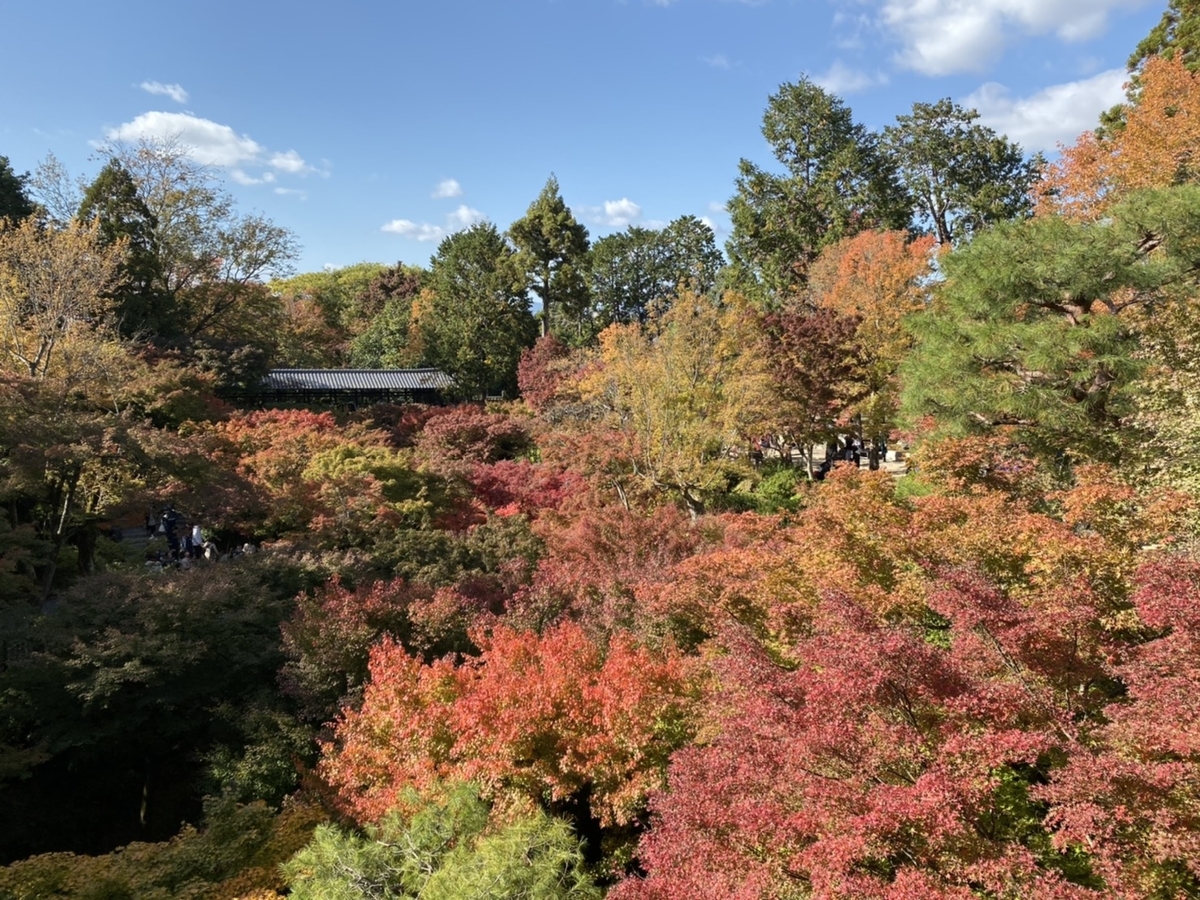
[963,68,1128,152]
[581,198,644,228]
[139,81,189,103]
[104,112,324,189]
[813,61,889,94]
[230,168,276,186]
[447,204,485,228]
[432,178,463,198]
[605,199,642,226]
[381,205,487,242]
[105,111,262,166]
[274,187,307,199]
[703,53,732,70]
[382,220,445,242]
[874,0,1152,75]
[269,149,314,175]
[708,200,727,214]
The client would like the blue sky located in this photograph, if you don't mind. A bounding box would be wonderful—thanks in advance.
[1,0,1166,274]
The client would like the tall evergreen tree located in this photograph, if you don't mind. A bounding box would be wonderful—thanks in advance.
[0,156,34,225]
[1130,0,1200,71]
[726,77,911,303]
[588,215,724,330]
[78,160,173,340]
[424,223,536,400]
[508,176,590,339]
[883,99,1041,245]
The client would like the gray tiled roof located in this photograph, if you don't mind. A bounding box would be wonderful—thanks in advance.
[263,369,454,391]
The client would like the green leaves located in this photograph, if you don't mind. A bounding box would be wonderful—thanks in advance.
[284,784,600,900]
[588,215,723,330]
[509,176,590,340]
[0,156,34,226]
[726,77,910,302]
[883,99,1041,245]
[901,186,1200,464]
[426,223,537,400]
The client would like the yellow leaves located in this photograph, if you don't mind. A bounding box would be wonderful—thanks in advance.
[0,217,125,383]
[580,290,773,509]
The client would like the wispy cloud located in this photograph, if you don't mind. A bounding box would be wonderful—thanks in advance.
[432,178,463,198]
[703,53,732,70]
[381,204,487,242]
[230,169,276,186]
[963,68,1127,152]
[813,61,889,94]
[139,81,189,103]
[274,187,307,200]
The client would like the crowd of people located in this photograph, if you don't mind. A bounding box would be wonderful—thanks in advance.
[749,435,895,479]
[815,436,891,479]
[141,505,255,573]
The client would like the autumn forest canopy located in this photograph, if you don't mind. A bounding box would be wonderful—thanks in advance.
[4,4,1200,898]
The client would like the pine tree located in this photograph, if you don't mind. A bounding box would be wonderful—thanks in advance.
[509,176,590,340]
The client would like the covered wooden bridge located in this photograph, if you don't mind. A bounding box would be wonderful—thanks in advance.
[253,368,454,407]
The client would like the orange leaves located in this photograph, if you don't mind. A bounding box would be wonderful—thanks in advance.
[806,230,937,439]
[192,408,436,541]
[320,622,697,828]
[1037,56,1200,219]
[808,230,936,343]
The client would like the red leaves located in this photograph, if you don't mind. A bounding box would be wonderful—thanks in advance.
[415,405,534,467]
[619,594,1084,899]
[196,408,401,537]
[517,334,576,411]
[320,621,697,828]
[614,469,1200,898]
[469,459,583,519]
[760,306,865,449]
[1038,557,1200,895]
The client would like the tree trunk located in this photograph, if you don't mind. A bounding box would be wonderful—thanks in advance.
[40,468,80,602]
[77,522,98,575]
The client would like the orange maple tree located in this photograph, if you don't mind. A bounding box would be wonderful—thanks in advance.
[1036,55,1200,220]
[806,230,936,444]
[319,621,698,828]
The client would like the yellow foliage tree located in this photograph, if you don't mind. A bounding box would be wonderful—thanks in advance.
[0,217,124,388]
[0,218,170,592]
[581,290,772,517]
